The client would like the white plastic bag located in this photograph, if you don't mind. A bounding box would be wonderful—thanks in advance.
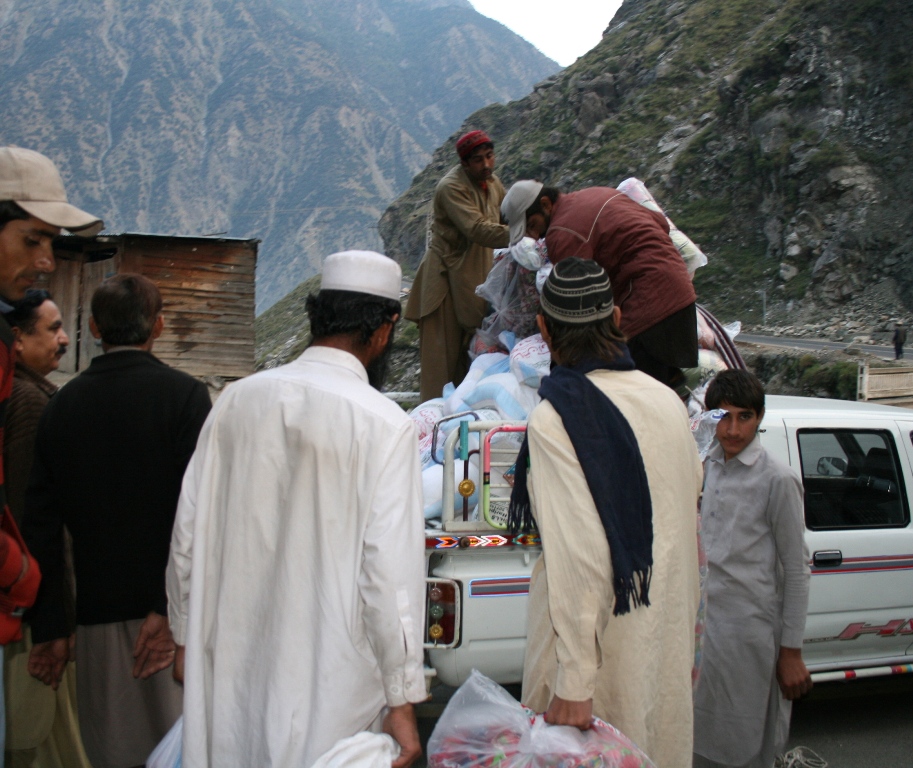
[617,177,708,276]
[147,715,182,768]
[428,670,656,768]
[311,732,400,768]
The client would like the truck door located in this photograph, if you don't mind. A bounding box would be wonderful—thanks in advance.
[786,417,913,673]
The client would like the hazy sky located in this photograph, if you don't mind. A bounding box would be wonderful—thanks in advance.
[470,0,625,67]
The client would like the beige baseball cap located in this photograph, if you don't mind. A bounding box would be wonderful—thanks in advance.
[321,250,402,301]
[0,147,103,236]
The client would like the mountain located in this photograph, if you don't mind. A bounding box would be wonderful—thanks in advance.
[380,0,913,335]
[0,0,559,311]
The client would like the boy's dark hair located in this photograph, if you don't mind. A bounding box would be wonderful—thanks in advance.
[4,289,52,333]
[90,273,163,346]
[705,369,766,415]
[540,312,626,367]
[305,290,401,346]
[0,200,30,231]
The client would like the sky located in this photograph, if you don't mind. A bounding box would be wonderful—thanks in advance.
[470,0,625,67]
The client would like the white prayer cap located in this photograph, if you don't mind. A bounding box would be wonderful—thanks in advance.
[502,180,544,247]
[320,250,402,301]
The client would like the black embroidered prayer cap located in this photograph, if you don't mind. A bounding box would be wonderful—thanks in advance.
[540,257,615,325]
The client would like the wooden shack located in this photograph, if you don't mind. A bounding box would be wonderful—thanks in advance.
[43,233,259,379]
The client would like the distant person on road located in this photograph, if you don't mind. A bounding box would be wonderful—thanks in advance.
[501,180,698,390]
[406,130,509,401]
[0,146,102,756]
[509,258,702,768]
[23,274,211,768]
[168,251,426,768]
[693,369,812,768]
[3,290,92,767]
[893,320,906,360]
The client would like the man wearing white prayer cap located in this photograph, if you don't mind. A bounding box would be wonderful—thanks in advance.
[168,250,426,768]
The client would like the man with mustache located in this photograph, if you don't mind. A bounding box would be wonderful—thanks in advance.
[3,290,69,526]
[406,130,510,401]
[0,146,102,755]
[2,289,92,766]
[168,250,426,768]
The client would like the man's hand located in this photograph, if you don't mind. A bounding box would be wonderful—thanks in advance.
[544,694,593,730]
[383,703,422,768]
[173,645,185,684]
[776,646,812,700]
[28,637,70,690]
[132,611,177,680]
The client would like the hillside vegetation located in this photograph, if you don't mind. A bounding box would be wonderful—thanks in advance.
[381,0,913,335]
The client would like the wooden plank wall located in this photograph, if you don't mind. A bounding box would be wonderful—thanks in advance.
[79,258,119,370]
[45,258,83,374]
[47,235,257,380]
[125,236,256,379]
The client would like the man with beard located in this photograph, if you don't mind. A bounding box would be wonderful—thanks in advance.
[167,250,426,768]
[406,130,509,401]
[501,181,698,390]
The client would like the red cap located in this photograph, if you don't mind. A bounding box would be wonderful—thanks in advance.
[456,130,493,160]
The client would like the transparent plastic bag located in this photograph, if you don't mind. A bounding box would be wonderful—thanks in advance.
[147,715,182,768]
[428,670,656,768]
[690,408,725,460]
[475,241,549,350]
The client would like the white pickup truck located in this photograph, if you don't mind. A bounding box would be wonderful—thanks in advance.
[421,395,913,687]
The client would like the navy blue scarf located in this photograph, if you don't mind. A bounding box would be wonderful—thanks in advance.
[507,348,653,615]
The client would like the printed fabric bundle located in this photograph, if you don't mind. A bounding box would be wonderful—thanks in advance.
[428,670,655,768]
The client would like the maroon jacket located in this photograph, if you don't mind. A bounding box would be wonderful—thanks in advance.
[545,188,696,340]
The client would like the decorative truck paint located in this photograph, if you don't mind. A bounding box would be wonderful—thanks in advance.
[423,396,913,687]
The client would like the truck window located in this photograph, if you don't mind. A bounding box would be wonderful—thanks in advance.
[797,429,909,530]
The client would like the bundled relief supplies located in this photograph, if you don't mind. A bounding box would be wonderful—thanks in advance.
[428,670,656,768]
[473,239,550,355]
[421,453,481,521]
[443,353,510,416]
[510,334,551,388]
[617,178,707,276]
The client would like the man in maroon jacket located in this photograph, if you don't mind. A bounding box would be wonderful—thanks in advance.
[502,180,698,389]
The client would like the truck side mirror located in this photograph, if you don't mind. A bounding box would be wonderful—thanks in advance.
[817,456,848,477]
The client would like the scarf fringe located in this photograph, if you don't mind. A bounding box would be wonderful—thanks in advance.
[507,439,536,534]
[612,567,652,616]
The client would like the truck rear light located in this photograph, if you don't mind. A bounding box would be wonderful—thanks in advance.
[425,578,460,648]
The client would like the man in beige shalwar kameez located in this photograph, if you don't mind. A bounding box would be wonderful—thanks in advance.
[510,258,702,768]
[405,130,509,401]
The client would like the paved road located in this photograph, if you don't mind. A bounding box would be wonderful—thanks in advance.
[739,334,898,361]
[415,675,913,767]
[786,674,913,767]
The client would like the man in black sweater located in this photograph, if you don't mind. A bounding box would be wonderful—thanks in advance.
[22,273,211,768]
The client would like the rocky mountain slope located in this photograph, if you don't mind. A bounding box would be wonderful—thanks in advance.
[380,0,913,336]
[0,0,558,311]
